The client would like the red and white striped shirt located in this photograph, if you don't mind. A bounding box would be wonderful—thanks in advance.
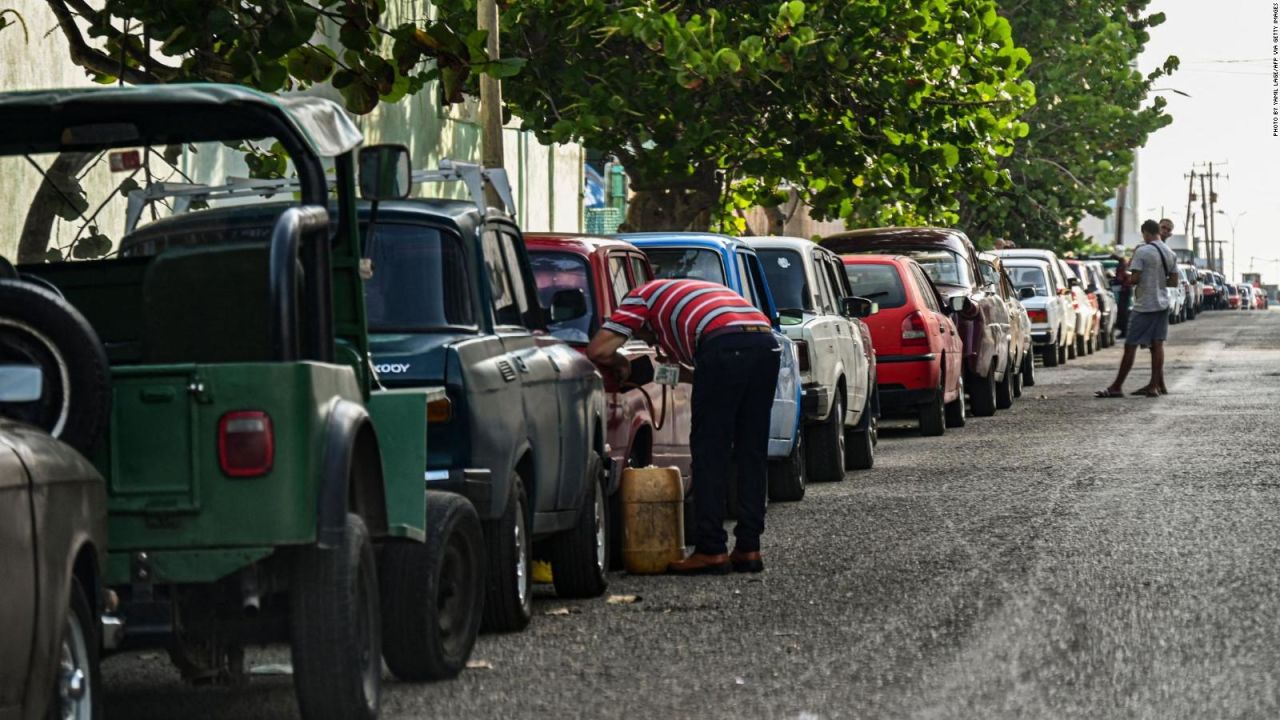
[601,279,772,365]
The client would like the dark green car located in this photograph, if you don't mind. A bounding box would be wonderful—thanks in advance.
[0,85,485,720]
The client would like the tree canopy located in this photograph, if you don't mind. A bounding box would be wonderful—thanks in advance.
[957,0,1177,251]
[435,0,1036,232]
[34,0,520,113]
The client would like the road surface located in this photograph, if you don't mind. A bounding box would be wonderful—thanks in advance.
[104,309,1280,719]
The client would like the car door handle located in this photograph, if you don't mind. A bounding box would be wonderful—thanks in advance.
[511,355,529,374]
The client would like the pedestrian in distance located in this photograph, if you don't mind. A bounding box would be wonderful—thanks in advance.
[1095,219,1178,398]
[1111,250,1131,339]
[586,278,781,575]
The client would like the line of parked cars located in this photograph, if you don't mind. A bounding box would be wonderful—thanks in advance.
[0,84,1248,720]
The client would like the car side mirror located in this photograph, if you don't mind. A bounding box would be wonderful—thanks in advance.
[358,144,412,200]
[0,365,43,402]
[1018,286,1036,300]
[549,288,588,322]
[842,296,877,318]
[947,295,971,314]
[1067,276,1081,288]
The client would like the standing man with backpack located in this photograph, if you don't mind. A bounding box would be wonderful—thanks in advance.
[1096,219,1179,398]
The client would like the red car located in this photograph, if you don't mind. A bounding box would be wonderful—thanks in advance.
[524,233,693,485]
[842,255,966,435]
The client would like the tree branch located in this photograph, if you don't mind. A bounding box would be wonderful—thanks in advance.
[44,0,164,83]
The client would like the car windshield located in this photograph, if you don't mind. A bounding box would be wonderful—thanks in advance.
[645,247,727,284]
[1007,264,1050,296]
[363,223,476,331]
[1227,286,1238,296]
[529,252,596,344]
[843,262,907,309]
[757,249,811,312]
[898,249,968,287]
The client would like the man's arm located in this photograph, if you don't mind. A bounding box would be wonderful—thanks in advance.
[586,328,632,381]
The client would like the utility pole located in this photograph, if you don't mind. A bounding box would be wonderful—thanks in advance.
[1183,169,1197,260]
[1113,184,1126,249]
[1207,163,1219,273]
[1198,173,1211,270]
[478,0,504,210]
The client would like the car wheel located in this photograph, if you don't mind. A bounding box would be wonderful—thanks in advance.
[549,455,609,599]
[918,379,946,437]
[290,513,380,720]
[944,374,966,428]
[1011,356,1023,398]
[968,363,998,417]
[380,492,485,682]
[1042,341,1059,368]
[804,392,846,483]
[1075,331,1086,357]
[50,577,101,720]
[0,280,110,455]
[767,431,806,502]
[995,361,1015,410]
[481,476,532,633]
[845,391,874,471]
[1021,348,1036,387]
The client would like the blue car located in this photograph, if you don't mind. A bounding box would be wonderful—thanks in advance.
[622,233,806,500]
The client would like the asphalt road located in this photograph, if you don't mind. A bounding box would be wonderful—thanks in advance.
[104,308,1280,720]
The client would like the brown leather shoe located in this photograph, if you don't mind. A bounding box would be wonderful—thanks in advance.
[729,549,764,573]
[667,552,730,575]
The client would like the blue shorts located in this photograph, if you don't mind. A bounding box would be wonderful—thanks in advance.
[1126,310,1169,347]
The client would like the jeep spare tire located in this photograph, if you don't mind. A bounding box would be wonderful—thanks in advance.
[0,279,109,454]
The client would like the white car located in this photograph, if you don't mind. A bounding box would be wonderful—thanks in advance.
[1240,285,1254,310]
[1178,264,1202,320]
[995,250,1077,366]
[1167,279,1186,322]
[747,237,876,481]
[1059,258,1098,356]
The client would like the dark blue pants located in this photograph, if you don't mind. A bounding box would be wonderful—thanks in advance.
[690,332,780,555]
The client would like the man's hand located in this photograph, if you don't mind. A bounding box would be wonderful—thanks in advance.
[586,327,631,383]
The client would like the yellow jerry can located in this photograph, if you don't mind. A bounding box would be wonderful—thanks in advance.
[620,466,685,574]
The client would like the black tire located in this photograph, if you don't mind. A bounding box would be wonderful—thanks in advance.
[1042,341,1059,368]
[968,364,997,418]
[549,455,609,599]
[290,513,380,720]
[0,280,110,455]
[845,391,874,471]
[995,359,1015,410]
[1059,340,1070,364]
[480,476,532,633]
[918,379,946,437]
[944,375,966,428]
[1074,330,1086,358]
[767,431,806,502]
[1021,348,1036,387]
[804,392,846,483]
[380,492,485,682]
[1011,355,1023,398]
[47,577,101,720]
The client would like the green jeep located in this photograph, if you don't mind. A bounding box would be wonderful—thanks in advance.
[0,86,485,720]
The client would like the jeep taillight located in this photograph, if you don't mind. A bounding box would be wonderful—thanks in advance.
[793,340,810,372]
[901,311,929,347]
[218,411,274,478]
[427,397,452,424]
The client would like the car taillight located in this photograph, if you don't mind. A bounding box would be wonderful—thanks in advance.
[793,340,811,372]
[218,411,274,478]
[900,311,929,346]
[1027,309,1047,323]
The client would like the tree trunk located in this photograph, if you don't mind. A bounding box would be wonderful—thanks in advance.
[18,152,94,263]
[622,169,720,232]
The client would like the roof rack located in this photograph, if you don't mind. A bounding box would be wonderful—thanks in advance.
[123,158,516,235]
